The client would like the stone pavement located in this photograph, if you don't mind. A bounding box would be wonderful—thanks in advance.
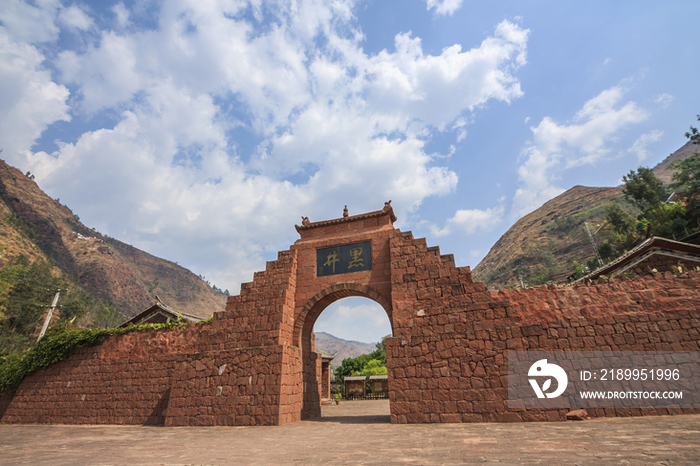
[1,400,699,465]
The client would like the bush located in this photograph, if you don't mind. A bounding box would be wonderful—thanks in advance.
[0,318,203,395]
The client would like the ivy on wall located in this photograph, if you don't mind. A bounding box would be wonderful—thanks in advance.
[0,318,209,395]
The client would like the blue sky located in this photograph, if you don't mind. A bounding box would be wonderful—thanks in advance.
[1,0,697,344]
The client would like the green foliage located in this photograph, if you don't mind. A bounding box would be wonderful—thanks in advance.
[334,335,388,380]
[0,257,59,343]
[570,261,589,281]
[668,118,700,229]
[605,204,636,236]
[551,215,576,233]
[646,203,688,239]
[0,318,202,395]
[622,167,668,211]
[669,152,700,198]
[683,115,700,145]
[586,257,600,273]
[0,256,124,354]
[5,213,36,240]
[569,116,700,281]
[360,359,388,376]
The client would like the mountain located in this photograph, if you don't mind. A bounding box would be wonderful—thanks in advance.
[473,142,695,289]
[649,140,696,184]
[0,159,226,320]
[473,185,626,288]
[313,332,377,368]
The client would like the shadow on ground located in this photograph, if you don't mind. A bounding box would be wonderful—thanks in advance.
[315,399,391,424]
[312,414,391,424]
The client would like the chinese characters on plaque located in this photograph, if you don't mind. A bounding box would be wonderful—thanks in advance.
[316,241,372,277]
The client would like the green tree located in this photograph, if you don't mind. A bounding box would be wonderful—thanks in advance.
[684,114,700,145]
[570,261,589,281]
[334,335,389,380]
[668,115,700,228]
[646,203,689,239]
[604,204,636,235]
[669,153,700,200]
[622,167,668,212]
[360,359,387,376]
[597,241,614,261]
[0,256,123,354]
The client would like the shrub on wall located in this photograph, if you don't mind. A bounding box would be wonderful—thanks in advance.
[0,318,208,395]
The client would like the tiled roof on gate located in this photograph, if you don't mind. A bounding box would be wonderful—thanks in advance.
[295,201,397,233]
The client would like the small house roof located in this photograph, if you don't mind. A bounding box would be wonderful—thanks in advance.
[317,350,337,361]
[344,376,367,381]
[369,374,388,380]
[119,296,205,328]
[575,236,700,283]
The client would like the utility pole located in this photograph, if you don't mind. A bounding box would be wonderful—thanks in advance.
[584,222,604,267]
[37,289,64,342]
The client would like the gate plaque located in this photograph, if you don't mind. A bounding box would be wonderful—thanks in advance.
[316,241,372,277]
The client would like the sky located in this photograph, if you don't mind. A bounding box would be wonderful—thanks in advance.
[1,0,698,344]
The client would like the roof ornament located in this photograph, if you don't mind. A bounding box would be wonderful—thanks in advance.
[343,205,348,218]
[383,200,392,211]
[301,216,311,227]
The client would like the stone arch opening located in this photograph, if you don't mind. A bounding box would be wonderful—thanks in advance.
[296,284,393,420]
[294,283,393,348]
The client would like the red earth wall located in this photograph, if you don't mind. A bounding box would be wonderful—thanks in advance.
[386,252,700,422]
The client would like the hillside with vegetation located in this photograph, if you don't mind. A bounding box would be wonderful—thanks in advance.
[473,185,627,288]
[313,332,377,369]
[474,124,700,289]
[0,158,227,352]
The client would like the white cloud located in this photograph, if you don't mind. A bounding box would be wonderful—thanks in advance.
[3,1,530,295]
[56,32,143,113]
[360,21,528,131]
[430,205,504,237]
[425,0,464,16]
[654,93,674,109]
[0,0,61,43]
[0,29,70,162]
[512,85,649,217]
[314,297,392,343]
[112,3,130,28]
[628,129,663,161]
[57,4,93,32]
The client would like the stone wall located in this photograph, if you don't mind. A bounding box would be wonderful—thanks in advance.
[387,267,700,423]
[1,318,300,426]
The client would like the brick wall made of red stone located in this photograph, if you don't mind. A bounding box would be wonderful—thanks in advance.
[164,345,293,426]
[386,272,700,423]
[0,318,300,426]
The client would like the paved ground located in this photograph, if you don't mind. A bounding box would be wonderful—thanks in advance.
[1,400,699,465]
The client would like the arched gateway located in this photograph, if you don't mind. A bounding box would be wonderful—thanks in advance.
[207,201,491,423]
[3,203,699,426]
